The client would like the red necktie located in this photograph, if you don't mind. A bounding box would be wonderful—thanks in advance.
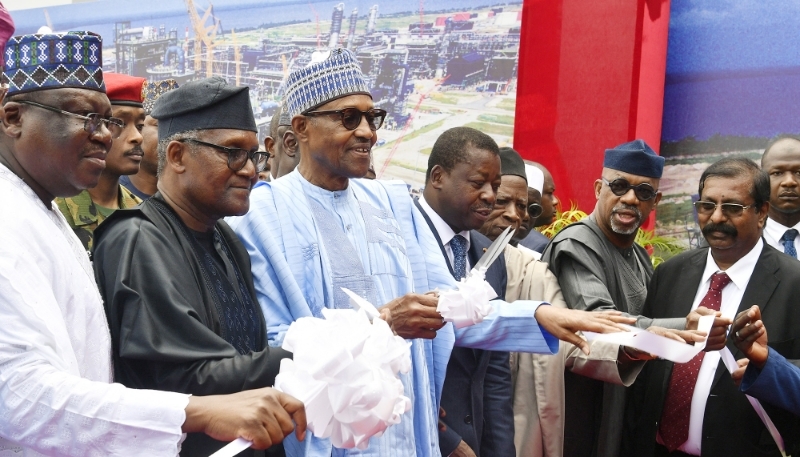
[658,272,732,452]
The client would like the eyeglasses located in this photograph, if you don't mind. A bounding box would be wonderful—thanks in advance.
[602,178,658,201]
[178,139,268,172]
[303,107,387,131]
[527,203,543,219]
[17,99,124,139]
[693,201,754,217]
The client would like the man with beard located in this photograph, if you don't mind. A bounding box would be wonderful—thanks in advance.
[623,157,800,456]
[56,72,146,251]
[483,147,694,457]
[760,135,800,258]
[120,78,179,199]
[541,139,688,457]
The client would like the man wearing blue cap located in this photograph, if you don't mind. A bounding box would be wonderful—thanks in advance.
[229,48,631,457]
[0,32,305,456]
[541,139,689,457]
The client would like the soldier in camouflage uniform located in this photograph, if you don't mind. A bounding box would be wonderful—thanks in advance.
[56,186,141,251]
[55,72,147,251]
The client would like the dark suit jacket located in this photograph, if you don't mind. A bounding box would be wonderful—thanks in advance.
[518,229,550,253]
[415,200,515,457]
[623,243,800,457]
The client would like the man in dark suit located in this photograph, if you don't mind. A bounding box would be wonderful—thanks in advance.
[623,157,800,457]
[416,126,514,457]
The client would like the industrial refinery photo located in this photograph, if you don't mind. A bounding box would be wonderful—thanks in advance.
[13,0,523,188]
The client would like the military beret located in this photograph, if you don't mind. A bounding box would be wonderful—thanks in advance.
[104,72,146,107]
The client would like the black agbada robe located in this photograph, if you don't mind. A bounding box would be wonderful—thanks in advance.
[93,194,289,457]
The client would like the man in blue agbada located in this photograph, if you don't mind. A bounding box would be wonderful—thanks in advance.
[228,48,630,457]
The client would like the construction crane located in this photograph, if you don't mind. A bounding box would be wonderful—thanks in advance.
[185,0,220,77]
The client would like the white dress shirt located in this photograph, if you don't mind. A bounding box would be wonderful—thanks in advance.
[0,165,188,456]
[763,217,800,257]
[673,239,763,455]
[417,196,472,270]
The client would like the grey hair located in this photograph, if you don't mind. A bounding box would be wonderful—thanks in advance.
[157,129,201,176]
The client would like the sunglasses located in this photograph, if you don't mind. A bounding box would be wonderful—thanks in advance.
[602,178,658,201]
[178,139,268,172]
[528,203,543,219]
[304,107,387,131]
[17,99,125,139]
[693,201,754,218]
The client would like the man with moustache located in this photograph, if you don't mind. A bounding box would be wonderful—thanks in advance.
[229,48,630,457]
[93,77,295,456]
[120,78,179,199]
[56,72,146,251]
[0,32,305,456]
[623,157,800,456]
[517,162,558,252]
[542,139,688,457]
[760,135,800,258]
[482,147,687,457]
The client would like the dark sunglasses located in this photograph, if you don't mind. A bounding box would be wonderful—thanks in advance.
[178,139,268,172]
[303,107,387,131]
[693,201,754,218]
[17,99,124,139]
[602,178,658,201]
[527,203,543,219]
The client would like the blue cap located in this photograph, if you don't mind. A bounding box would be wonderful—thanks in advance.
[603,139,664,178]
[3,32,105,96]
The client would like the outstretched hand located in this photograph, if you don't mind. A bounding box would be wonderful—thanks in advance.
[534,306,634,355]
[621,327,708,361]
[730,305,769,370]
[183,387,306,449]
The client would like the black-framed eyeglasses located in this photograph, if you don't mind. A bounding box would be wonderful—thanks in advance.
[527,203,543,219]
[303,107,387,131]
[602,178,658,201]
[17,99,124,139]
[693,201,754,218]
[178,138,268,172]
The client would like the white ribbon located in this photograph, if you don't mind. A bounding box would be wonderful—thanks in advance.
[584,315,716,362]
[436,269,497,329]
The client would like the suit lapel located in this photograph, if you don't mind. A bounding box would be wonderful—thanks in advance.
[664,249,708,319]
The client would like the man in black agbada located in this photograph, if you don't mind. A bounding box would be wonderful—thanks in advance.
[93,77,289,456]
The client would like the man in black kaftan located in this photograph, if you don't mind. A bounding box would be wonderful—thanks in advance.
[93,77,290,456]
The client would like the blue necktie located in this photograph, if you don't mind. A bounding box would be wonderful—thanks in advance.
[450,234,468,281]
[782,229,798,259]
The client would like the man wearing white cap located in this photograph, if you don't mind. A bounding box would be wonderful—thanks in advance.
[515,162,551,253]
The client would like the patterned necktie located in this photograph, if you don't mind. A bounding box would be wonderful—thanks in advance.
[658,271,732,452]
[450,234,468,281]
[781,229,798,259]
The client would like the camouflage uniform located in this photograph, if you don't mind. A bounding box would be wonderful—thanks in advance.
[56,185,142,252]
